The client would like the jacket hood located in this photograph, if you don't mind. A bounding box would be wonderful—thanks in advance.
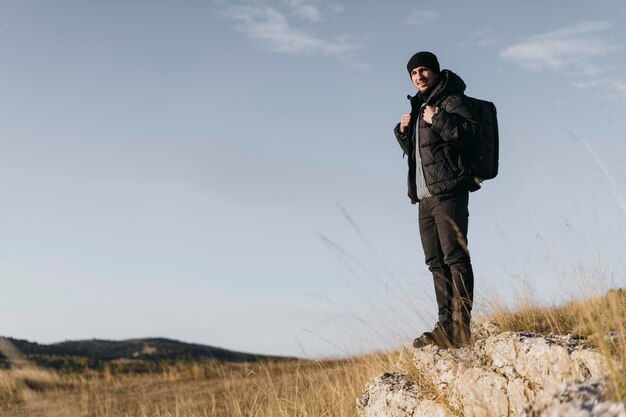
[407,69,466,106]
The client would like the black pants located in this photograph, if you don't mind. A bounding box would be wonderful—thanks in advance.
[418,191,474,323]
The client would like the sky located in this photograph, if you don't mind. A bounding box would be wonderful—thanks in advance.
[1,0,626,359]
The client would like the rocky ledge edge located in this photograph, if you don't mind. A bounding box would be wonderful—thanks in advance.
[356,323,626,417]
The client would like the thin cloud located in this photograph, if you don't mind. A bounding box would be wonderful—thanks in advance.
[221,4,363,60]
[573,77,626,100]
[501,22,626,100]
[325,3,344,14]
[282,0,322,22]
[405,9,441,25]
[500,22,618,71]
[531,21,612,40]
[459,28,498,48]
[282,0,344,21]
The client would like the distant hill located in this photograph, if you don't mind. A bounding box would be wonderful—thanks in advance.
[0,336,293,372]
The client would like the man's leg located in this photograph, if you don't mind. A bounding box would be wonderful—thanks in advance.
[432,191,474,346]
[413,196,454,348]
[418,196,453,323]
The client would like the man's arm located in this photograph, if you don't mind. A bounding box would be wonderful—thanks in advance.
[394,113,412,155]
[428,97,480,150]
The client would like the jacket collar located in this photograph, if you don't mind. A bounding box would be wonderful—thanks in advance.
[406,69,467,108]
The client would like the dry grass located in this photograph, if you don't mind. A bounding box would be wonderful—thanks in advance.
[483,288,626,337]
[0,352,398,417]
[0,366,73,408]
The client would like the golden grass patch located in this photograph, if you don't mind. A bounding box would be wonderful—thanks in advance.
[0,353,398,417]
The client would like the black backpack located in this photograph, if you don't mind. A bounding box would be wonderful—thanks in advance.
[442,95,499,181]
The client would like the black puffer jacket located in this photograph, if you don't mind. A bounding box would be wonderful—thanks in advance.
[394,69,481,204]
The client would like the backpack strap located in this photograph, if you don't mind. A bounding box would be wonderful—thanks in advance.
[437,94,463,112]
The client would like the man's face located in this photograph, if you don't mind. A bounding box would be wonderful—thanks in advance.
[411,66,438,94]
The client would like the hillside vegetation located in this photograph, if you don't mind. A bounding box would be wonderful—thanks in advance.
[0,337,288,373]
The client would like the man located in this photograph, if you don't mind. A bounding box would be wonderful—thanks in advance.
[394,51,480,349]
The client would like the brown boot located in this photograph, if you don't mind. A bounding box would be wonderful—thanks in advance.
[413,321,454,349]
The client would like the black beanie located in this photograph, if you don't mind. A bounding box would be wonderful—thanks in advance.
[406,51,440,75]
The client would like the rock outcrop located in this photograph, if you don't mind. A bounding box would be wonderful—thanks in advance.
[357,324,625,417]
[522,379,626,417]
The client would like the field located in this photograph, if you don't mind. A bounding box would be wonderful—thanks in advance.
[0,352,399,417]
[1,289,625,416]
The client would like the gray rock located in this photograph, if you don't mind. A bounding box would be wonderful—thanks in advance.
[521,379,626,417]
[356,372,454,417]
